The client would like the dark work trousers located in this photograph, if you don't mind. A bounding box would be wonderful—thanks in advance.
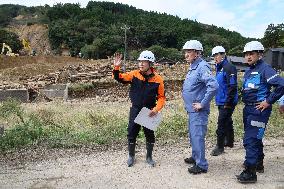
[127,106,155,144]
[243,105,271,166]
[216,106,235,146]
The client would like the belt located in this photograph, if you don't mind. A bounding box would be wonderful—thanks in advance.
[245,102,261,106]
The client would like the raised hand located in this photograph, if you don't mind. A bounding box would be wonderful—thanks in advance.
[113,52,123,66]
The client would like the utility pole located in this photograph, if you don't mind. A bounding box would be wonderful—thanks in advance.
[121,24,130,72]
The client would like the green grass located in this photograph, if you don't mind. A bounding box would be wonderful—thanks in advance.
[0,98,283,152]
[69,83,95,93]
[0,99,129,151]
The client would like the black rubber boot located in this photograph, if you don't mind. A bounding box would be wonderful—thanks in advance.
[211,136,224,156]
[224,131,234,148]
[224,136,229,147]
[256,160,264,173]
[236,166,257,183]
[188,165,207,174]
[127,142,135,167]
[146,142,155,167]
[211,146,224,156]
[184,157,196,164]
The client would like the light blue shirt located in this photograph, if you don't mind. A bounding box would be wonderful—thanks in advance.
[182,57,218,113]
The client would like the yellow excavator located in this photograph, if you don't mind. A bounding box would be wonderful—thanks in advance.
[1,43,19,56]
[22,39,32,55]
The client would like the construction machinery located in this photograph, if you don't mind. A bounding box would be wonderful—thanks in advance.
[22,38,34,55]
[1,43,19,56]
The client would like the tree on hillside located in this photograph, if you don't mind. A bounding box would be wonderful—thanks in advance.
[147,45,182,61]
[46,3,81,22]
[262,23,284,48]
[43,1,251,59]
[0,29,22,53]
[201,33,229,56]
[0,4,23,27]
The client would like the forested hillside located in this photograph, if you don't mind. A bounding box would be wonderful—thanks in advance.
[0,1,283,60]
[46,1,251,58]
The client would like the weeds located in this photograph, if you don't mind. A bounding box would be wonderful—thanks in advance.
[0,111,45,151]
[0,98,25,124]
[0,99,129,150]
[0,98,283,152]
[69,83,95,93]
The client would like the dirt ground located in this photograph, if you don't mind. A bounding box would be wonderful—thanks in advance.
[0,139,283,189]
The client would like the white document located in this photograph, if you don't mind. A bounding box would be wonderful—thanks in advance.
[134,107,162,131]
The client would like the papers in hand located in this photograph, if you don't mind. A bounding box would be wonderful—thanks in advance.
[134,107,162,131]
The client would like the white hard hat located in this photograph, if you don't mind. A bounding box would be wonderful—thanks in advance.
[212,46,226,56]
[137,50,155,62]
[183,40,203,51]
[243,41,264,53]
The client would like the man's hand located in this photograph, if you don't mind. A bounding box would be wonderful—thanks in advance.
[113,53,122,67]
[279,105,284,114]
[256,100,270,112]
[192,103,202,112]
[149,109,158,117]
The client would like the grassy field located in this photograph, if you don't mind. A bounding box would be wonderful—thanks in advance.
[0,97,283,152]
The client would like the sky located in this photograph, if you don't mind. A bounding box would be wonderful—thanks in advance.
[2,0,284,38]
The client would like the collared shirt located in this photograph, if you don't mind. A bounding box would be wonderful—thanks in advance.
[182,57,218,113]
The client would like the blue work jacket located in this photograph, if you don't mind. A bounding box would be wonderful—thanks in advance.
[182,57,218,113]
[215,57,238,106]
[242,59,284,104]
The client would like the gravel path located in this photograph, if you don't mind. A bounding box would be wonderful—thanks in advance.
[1,140,284,189]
